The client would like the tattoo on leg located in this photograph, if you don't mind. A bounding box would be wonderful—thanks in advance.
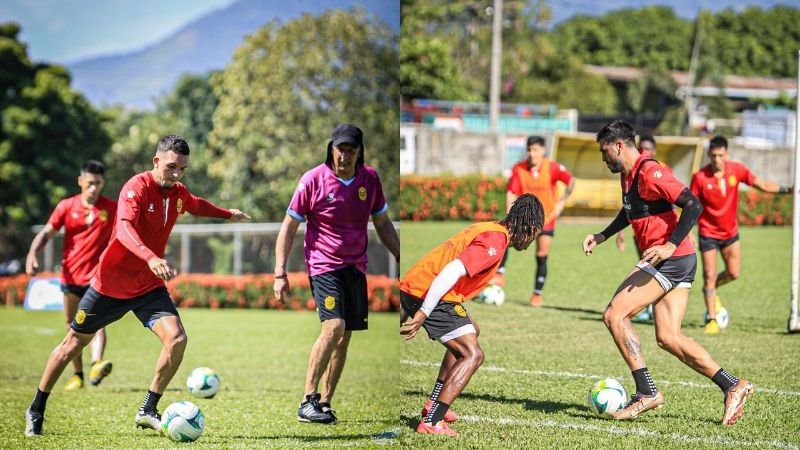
[622,320,643,364]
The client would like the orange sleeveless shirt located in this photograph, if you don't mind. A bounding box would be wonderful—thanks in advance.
[509,159,556,224]
[400,222,509,304]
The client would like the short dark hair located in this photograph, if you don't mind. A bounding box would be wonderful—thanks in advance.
[639,135,656,147]
[499,193,545,245]
[157,134,190,155]
[596,120,637,147]
[708,135,728,151]
[81,160,105,175]
[526,135,545,148]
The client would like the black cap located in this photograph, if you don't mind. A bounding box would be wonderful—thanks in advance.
[331,124,363,148]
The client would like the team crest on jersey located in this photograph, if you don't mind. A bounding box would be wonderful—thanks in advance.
[148,203,155,213]
[652,170,662,179]
[297,182,305,192]
[488,247,497,257]
[324,296,336,310]
[127,190,135,199]
[728,175,737,187]
[176,199,183,213]
[99,210,108,221]
[72,212,79,219]
[454,304,467,317]
[707,183,714,190]
[358,186,367,201]
[326,192,335,203]
[76,310,86,325]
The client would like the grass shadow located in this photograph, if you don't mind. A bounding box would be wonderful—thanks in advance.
[458,391,578,413]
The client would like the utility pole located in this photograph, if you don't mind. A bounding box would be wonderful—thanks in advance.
[684,11,704,133]
[489,0,503,133]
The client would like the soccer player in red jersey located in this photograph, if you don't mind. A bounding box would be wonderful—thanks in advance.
[26,160,116,390]
[583,121,752,425]
[492,136,574,307]
[24,135,251,437]
[690,135,793,334]
[400,194,544,436]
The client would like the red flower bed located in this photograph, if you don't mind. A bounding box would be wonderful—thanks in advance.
[737,190,793,226]
[400,175,505,221]
[1,273,399,312]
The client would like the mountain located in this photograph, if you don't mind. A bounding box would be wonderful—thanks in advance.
[68,0,399,110]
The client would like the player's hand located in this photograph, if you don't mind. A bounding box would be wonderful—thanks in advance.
[400,310,427,341]
[639,242,676,266]
[148,257,178,281]
[553,200,566,219]
[229,209,251,222]
[615,232,625,252]
[273,276,290,303]
[25,254,39,276]
[582,233,605,255]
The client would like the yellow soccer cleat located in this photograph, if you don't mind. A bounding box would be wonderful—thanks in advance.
[64,374,84,391]
[89,360,113,386]
[704,319,720,334]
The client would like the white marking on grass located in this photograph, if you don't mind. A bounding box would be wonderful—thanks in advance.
[401,359,800,397]
[458,415,799,450]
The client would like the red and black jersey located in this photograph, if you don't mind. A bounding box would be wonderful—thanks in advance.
[690,161,755,240]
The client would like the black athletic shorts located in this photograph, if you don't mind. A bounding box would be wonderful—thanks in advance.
[61,283,89,298]
[400,291,474,341]
[636,253,697,292]
[698,234,739,252]
[310,266,368,331]
[540,229,555,237]
[71,286,179,334]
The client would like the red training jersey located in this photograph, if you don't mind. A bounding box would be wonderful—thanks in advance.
[690,161,755,240]
[508,158,572,231]
[47,194,116,286]
[624,154,694,257]
[92,171,232,298]
[400,222,509,304]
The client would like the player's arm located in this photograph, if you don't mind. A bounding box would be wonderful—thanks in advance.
[25,224,59,275]
[505,191,518,214]
[273,214,301,303]
[640,188,703,266]
[186,194,250,221]
[583,208,629,255]
[752,177,793,194]
[372,211,399,264]
[553,168,576,219]
[400,259,467,341]
[116,219,177,281]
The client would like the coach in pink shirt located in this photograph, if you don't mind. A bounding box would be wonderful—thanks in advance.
[274,124,399,424]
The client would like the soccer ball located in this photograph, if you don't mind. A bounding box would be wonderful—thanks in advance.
[187,367,220,398]
[704,307,730,329]
[587,378,628,419]
[479,284,505,306]
[161,401,205,442]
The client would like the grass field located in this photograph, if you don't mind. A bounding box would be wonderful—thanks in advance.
[399,222,800,449]
[0,309,399,448]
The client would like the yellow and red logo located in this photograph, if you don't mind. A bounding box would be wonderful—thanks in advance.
[358,187,367,201]
[324,296,336,310]
[728,175,737,187]
[176,198,183,213]
[99,210,108,221]
[76,310,86,325]
[454,304,467,317]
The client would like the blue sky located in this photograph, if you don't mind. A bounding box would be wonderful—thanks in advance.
[0,0,235,63]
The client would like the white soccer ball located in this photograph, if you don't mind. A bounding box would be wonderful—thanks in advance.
[161,401,205,442]
[587,378,628,419]
[479,284,505,306]
[704,307,730,329]
[187,367,220,398]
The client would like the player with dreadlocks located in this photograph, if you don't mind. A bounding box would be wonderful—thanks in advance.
[399,193,545,437]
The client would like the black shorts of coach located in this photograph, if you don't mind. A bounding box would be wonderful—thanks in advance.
[61,283,90,299]
[400,291,474,341]
[698,233,739,252]
[635,253,697,292]
[309,266,369,331]
[70,286,180,334]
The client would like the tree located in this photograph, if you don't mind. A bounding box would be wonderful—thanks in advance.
[0,23,110,259]
[209,9,399,221]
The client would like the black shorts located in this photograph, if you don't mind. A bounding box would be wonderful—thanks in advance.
[636,254,697,292]
[400,292,474,342]
[310,266,368,331]
[61,283,89,298]
[71,286,179,334]
[698,234,739,252]
[540,229,555,237]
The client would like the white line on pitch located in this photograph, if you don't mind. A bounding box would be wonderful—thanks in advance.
[400,359,800,397]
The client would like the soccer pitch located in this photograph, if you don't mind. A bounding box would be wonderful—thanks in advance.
[400,222,800,449]
[0,309,399,448]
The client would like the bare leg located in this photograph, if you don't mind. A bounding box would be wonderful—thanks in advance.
[304,318,345,395]
[38,329,95,392]
[652,288,721,378]
[90,328,106,363]
[436,333,484,405]
[148,316,187,393]
[717,241,741,289]
[701,249,719,320]
[320,330,352,404]
[62,293,83,373]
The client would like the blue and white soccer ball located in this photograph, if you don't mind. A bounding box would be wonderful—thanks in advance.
[479,284,505,306]
[161,401,205,442]
[704,306,730,329]
[587,378,628,418]
[187,367,220,398]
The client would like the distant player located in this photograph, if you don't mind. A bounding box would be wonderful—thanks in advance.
[24,135,251,437]
[492,136,574,307]
[401,194,544,436]
[274,124,399,425]
[25,160,116,390]
[690,135,793,334]
[583,121,752,425]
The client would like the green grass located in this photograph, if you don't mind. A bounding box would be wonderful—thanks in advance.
[400,222,800,449]
[0,309,399,448]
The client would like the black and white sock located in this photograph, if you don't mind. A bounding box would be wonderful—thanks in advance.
[632,368,657,396]
[712,368,739,393]
[424,400,449,425]
[29,389,50,415]
[429,379,445,403]
[139,390,162,413]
